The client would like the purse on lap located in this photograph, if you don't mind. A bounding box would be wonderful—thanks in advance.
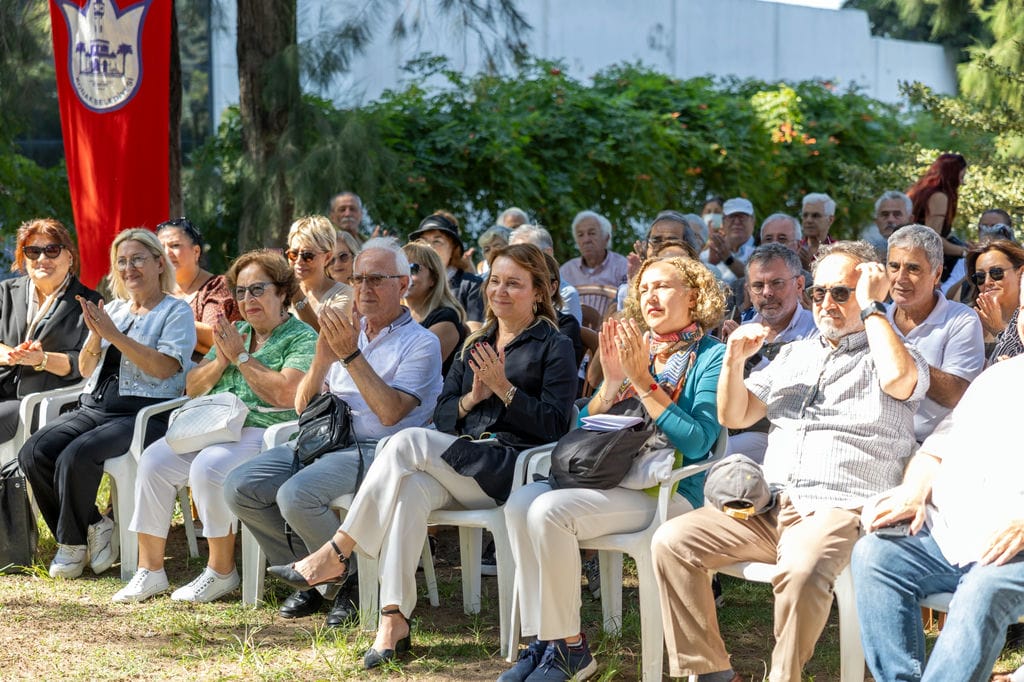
[164,393,250,454]
[0,460,37,574]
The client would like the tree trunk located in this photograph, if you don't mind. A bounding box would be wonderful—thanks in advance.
[236,0,298,251]
[168,1,182,218]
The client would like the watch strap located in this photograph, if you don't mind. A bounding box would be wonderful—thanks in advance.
[859,301,887,321]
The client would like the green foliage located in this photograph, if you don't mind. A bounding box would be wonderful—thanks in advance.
[188,58,952,264]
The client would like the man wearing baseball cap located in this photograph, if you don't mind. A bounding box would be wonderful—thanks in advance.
[701,197,756,284]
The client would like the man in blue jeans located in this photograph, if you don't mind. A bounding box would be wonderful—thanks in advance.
[852,352,1024,682]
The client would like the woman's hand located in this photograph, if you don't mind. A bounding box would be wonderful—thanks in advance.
[464,371,494,411]
[7,340,45,367]
[468,341,511,397]
[975,290,1008,336]
[212,313,245,364]
[614,318,654,388]
[78,296,119,341]
[598,319,626,386]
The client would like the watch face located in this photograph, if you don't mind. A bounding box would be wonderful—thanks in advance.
[237,352,250,364]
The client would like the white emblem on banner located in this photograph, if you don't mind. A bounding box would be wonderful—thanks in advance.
[58,0,151,112]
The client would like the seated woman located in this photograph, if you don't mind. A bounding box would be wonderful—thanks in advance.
[541,252,585,369]
[157,217,239,360]
[19,228,196,579]
[498,256,726,682]
[287,215,353,332]
[267,243,577,669]
[329,230,360,285]
[403,241,467,376]
[0,218,101,446]
[114,250,316,603]
[965,239,1024,356]
[409,211,485,330]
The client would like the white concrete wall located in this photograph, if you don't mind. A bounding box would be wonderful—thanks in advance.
[210,0,958,126]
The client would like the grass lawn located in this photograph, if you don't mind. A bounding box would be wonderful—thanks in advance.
[2,514,1021,680]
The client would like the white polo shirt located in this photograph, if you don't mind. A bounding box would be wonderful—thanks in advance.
[325,308,443,441]
[887,293,985,441]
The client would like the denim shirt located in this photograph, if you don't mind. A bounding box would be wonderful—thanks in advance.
[82,295,196,399]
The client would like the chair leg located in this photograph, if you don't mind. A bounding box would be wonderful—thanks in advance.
[834,566,866,682]
[507,572,523,664]
[421,537,439,607]
[240,524,265,605]
[178,488,199,559]
[492,523,515,659]
[597,549,624,635]
[459,527,483,614]
[635,551,665,682]
[112,471,137,581]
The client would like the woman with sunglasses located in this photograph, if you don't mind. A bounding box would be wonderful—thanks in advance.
[0,218,102,447]
[114,250,317,602]
[266,244,577,669]
[19,228,196,580]
[402,241,467,377]
[158,218,239,359]
[965,240,1024,352]
[329,230,360,285]
[287,215,352,332]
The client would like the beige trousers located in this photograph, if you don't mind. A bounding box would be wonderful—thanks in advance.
[651,494,861,682]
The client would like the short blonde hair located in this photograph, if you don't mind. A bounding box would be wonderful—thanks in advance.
[623,257,726,332]
[287,215,336,254]
[108,228,176,301]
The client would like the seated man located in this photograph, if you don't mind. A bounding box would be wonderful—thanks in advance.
[701,198,756,284]
[852,354,1024,682]
[721,243,817,464]
[652,241,929,682]
[884,224,984,441]
[559,210,629,289]
[224,238,442,627]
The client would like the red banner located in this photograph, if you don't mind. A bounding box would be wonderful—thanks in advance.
[49,0,170,288]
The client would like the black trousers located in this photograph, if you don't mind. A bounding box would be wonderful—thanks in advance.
[0,398,18,444]
[18,404,167,545]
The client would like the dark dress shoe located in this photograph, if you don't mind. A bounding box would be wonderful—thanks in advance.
[279,588,324,619]
[325,584,359,628]
[363,607,411,669]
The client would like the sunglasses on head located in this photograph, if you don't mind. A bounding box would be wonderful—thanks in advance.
[286,249,320,263]
[971,267,1007,286]
[23,244,66,260]
[158,217,203,245]
[806,285,854,304]
[233,282,272,300]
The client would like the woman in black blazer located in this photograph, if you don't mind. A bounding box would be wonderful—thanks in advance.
[0,218,102,443]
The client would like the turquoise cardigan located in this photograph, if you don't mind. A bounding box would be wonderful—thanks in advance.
[580,335,725,508]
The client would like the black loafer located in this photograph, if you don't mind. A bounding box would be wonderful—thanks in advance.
[279,588,324,619]
[325,587,359,628]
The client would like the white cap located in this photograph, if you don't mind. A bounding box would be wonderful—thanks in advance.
[723,197,754,216]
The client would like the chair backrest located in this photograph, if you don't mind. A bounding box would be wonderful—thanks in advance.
[575,285,618,329]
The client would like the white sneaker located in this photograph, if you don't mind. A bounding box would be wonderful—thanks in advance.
[49,544,87,578]
[112,568,169,603]
[170,567,239,603]
[87,515,117,575]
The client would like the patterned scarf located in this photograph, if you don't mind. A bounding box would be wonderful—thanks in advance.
[614,323,702,403]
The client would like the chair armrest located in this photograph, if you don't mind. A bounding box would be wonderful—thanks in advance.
[655,447,727,523]
[262,420,300,450]
[129,397,190,461]
[511,443,556,492]
[29,383,88,428]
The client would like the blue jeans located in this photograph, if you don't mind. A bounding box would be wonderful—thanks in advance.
[851,527,1024,682]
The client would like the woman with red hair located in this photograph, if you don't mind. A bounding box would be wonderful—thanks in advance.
[907,153,969,284]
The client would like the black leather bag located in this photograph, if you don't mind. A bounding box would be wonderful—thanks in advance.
[549,397,656,490]
[294,393,355,467]
[0,460,37,574]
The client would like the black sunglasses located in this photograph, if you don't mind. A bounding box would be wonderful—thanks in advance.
[409,263,422,275]
[971,267,1006,286]
[286,249,321,263]
[233,282,272,301]
[158,217,203,246]
[805,285,854,304]
[23,244,66,260]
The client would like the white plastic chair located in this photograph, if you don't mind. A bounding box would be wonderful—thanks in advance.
[507,427,729,679]
[32,390,195,580]
[0,383,86,467]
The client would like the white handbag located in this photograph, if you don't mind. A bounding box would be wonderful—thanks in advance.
[164,393,250,454]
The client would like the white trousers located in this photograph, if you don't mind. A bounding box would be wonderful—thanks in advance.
[129,428,266,539]
[505,481,692,641]
[341,427,496,618]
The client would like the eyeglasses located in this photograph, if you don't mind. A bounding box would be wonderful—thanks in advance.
[286,249,322,263]
[348,273,405,287]
[749,276,797,294]
[23,244,66,260]
[806,285,853,304]
[233,282,272,300]
[115,254,153,271]
[647,235,681,247]
[409,263,422,275]
[971,267,1006,286]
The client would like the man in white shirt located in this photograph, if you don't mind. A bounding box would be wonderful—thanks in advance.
[558,211,629,289]
[884,224,985,441]
[852,354,1024,682]
[225,238,442,627]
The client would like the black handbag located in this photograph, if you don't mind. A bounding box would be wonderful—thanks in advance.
[0,459,38,574]
[549,397,656,490]
[294,392,356,467]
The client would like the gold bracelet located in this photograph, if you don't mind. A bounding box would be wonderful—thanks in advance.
[458,395,469,413]
[33,352,49,372]
[84,346,101,357]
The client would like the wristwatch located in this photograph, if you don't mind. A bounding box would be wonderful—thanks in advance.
[859,301,887,322]
[236,352,251,366]
[293,298,308,312]
[723,254,736,266]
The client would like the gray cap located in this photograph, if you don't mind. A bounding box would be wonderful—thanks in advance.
[704,454,776,520]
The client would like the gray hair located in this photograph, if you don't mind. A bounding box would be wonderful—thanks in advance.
[887,224,943,273]
[683,213,709,249]
[329,191,363,210]
[746,242,802,277]
[498,207,529,226]
[814,240,879,275]
[760,212,802,241]
[478,225,511,248]
[875,190,912,216]
[572,210,612,240]
[510,224,555,252]
[802,192,836,216]
[359,236,410,276]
